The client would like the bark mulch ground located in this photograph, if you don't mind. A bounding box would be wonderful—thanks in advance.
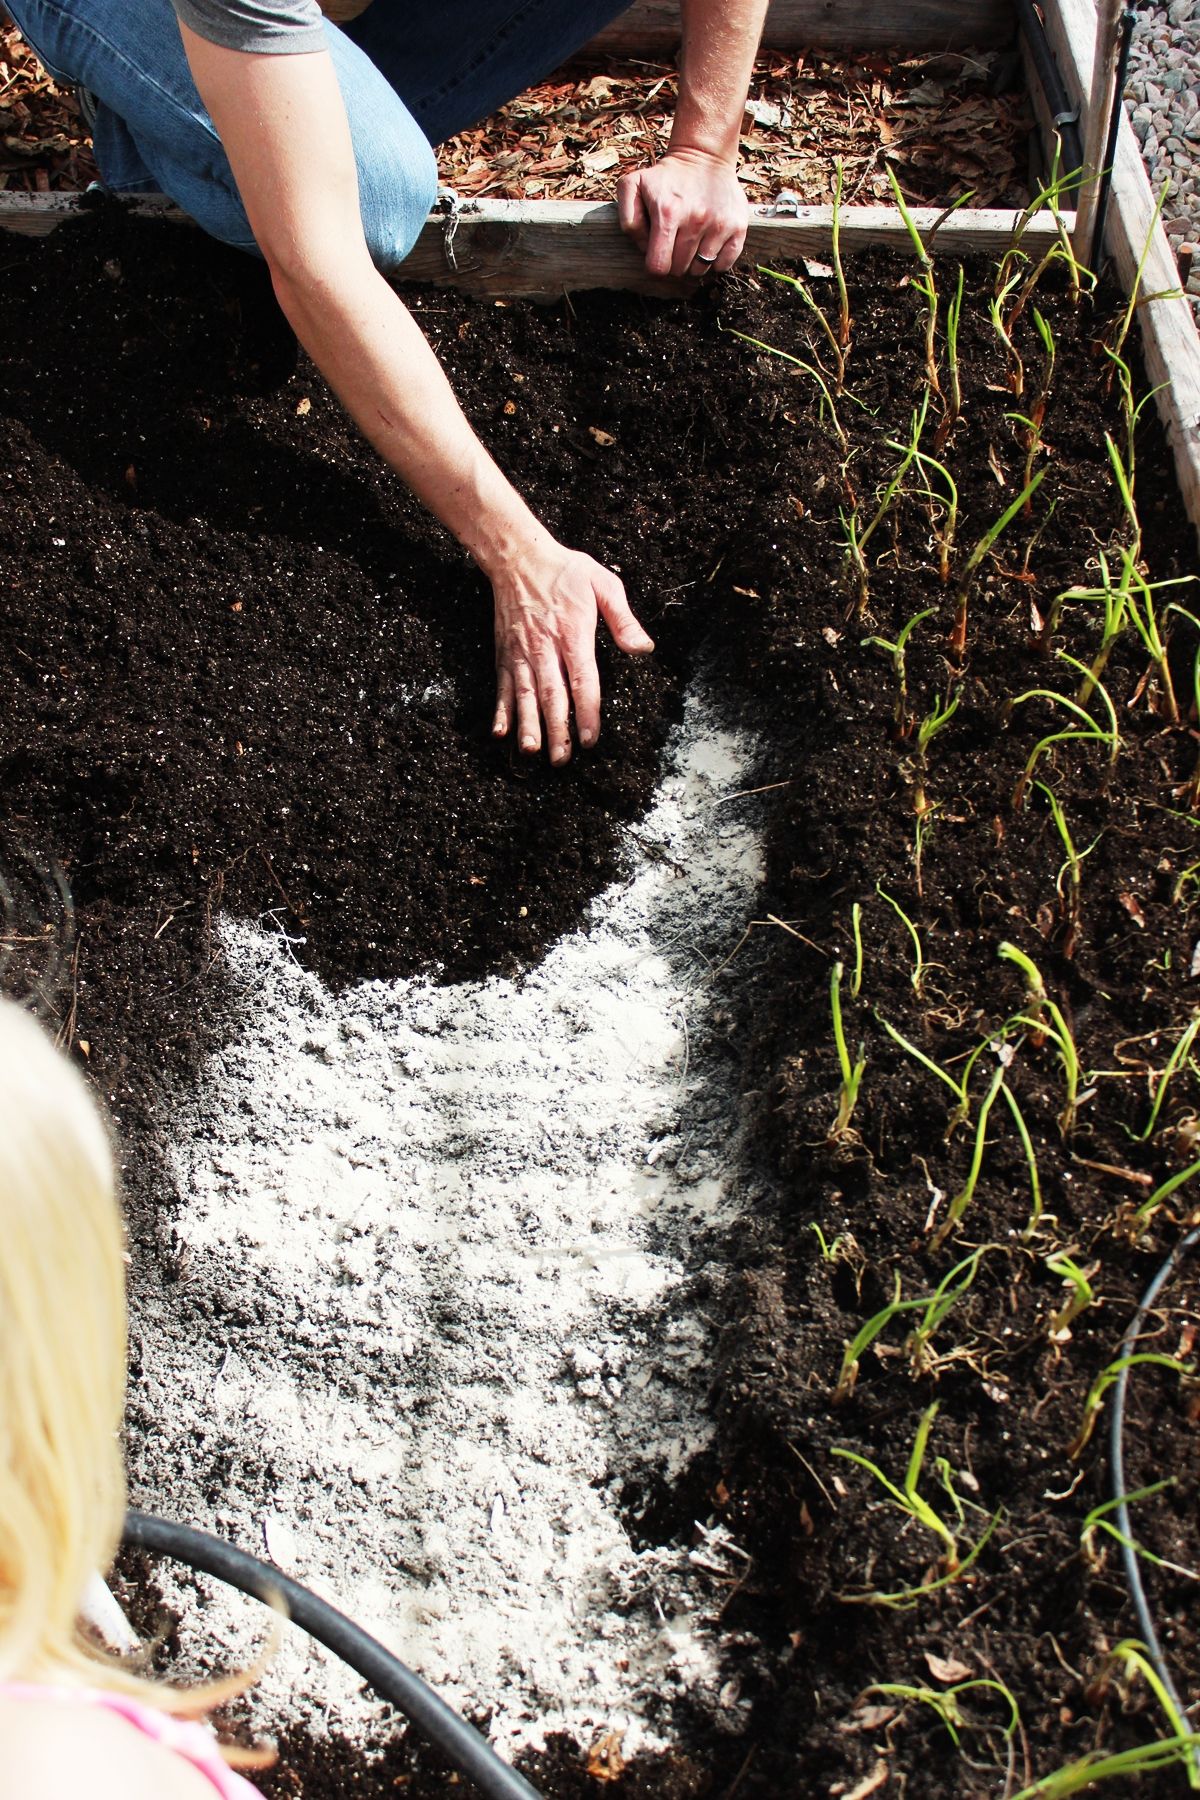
[4,200,1200,1797]
[1,13,1030,209]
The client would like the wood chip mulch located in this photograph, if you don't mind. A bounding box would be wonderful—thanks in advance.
[2,19,1031,209]
[443,51,1032,209]
[2,18,96,191]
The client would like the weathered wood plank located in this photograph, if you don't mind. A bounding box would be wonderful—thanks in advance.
[0,193,185,237]
[398,200,1067,297]
[1071,0,1123,257]
[1041,0,1200,548]
[588,0,1013,54]
[1018,32,1059,190]
[0,193,1068,295]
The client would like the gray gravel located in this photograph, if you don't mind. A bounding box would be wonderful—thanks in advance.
[1125,0,1200,308]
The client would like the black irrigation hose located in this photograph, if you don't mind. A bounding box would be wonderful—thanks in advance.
[123,1511,543,1800]
[1090,5,1140,274]
[1013,0,1086,181]
[1108,1225,1200,1777]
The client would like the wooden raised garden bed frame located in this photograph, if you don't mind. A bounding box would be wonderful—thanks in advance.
[2,0,1198,544]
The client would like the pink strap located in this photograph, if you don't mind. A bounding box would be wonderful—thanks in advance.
[0,1683,264,1797]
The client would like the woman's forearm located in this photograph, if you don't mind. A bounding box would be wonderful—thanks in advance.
[672,0,770,162]
[272,263,548,579]
[180,28,652,763]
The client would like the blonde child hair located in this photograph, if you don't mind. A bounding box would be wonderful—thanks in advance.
[0,997,265,1751]
[0,997,131,1689]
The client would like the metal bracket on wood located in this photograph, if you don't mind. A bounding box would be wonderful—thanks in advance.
[1013,0,1086,176]
[436,185,463,273]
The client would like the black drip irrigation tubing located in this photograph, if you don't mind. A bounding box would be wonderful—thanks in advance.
[123,1510,544,1800]
[1108,1225,1200,1778]
[1013,0,1085,182]
[1089,5,1140,274]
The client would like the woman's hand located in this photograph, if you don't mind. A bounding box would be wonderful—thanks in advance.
[617,147,748,279]
[489,533,654,763]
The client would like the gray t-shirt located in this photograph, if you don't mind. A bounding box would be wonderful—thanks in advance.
[172,0,327,54]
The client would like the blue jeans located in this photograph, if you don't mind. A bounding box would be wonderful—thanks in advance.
[7,0,629,266]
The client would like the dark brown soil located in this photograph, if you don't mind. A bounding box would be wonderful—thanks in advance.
[4,202,1200,1798]
[0,197,715,1168]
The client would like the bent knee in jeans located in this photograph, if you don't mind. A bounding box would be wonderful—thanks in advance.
[131,94,439,271]
[8,0,438,272]
[353,111,438,270]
